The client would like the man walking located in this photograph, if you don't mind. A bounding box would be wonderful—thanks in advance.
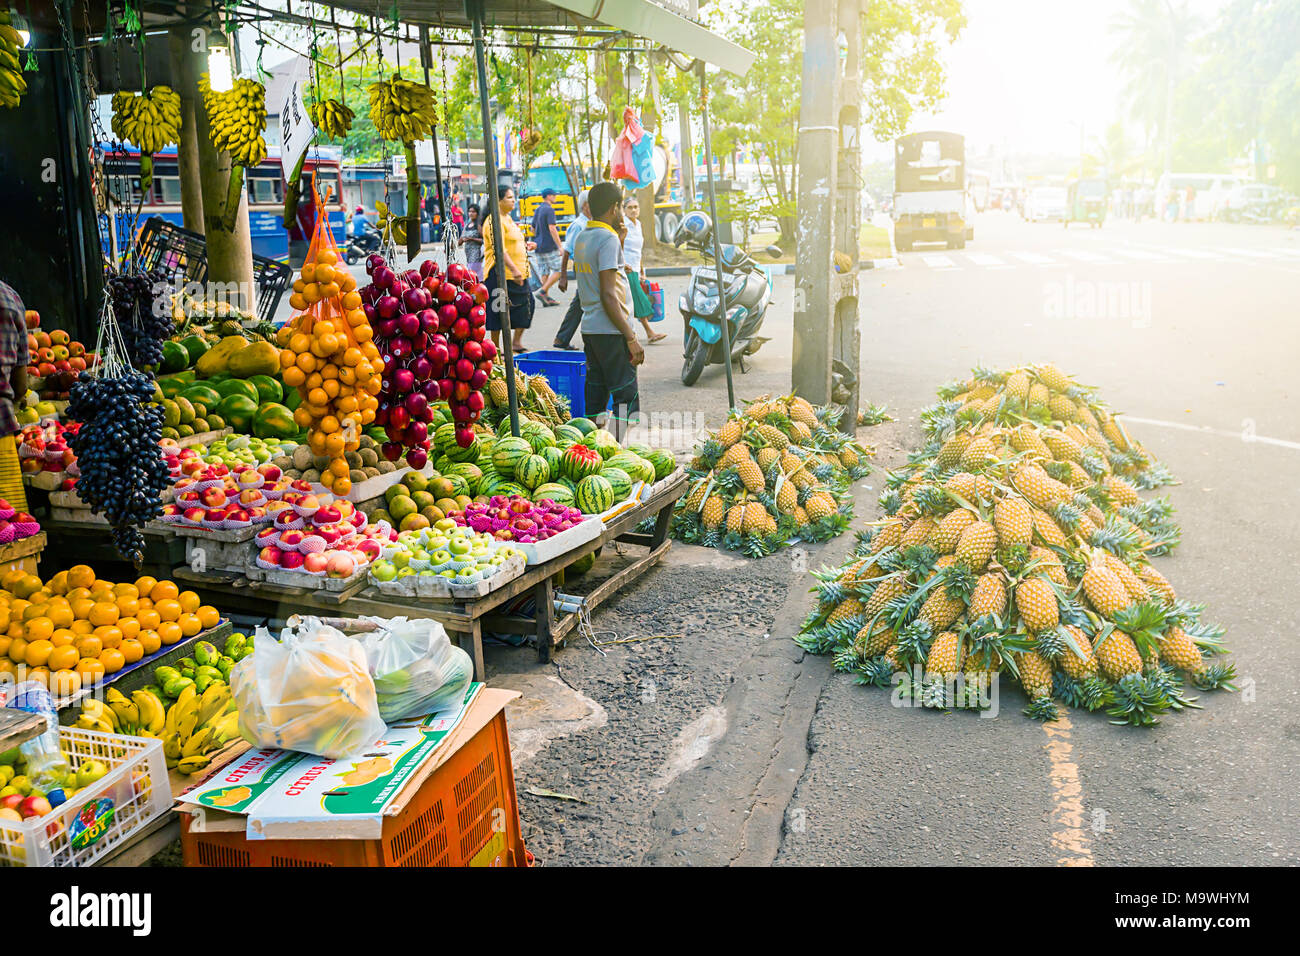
[573,182,644,441]
[530,188,563,307]
[552,189,590,350]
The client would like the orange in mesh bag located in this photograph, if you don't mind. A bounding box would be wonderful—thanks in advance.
[276,180,386,497]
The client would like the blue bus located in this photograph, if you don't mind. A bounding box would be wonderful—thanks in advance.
[99,143,346,262]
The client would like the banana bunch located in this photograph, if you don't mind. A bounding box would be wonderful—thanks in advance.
[109,86,182,155]
[76,687,166,738]
[367,74,438,145]
[374,199,407,246]
[0,8,26,110]
[310,97,354,140]
[200,72,268,167]
[162,681,240,774]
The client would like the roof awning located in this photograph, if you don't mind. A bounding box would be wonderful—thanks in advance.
[317,0,755,76]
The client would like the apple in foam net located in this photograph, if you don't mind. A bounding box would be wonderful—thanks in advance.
[279,549,305,570]
[201,487,227,508]
[258,464,282,482]
[279,529,305,549]
[303,552,330,574]
[258,546,282,566]
[182,506,207,524]
[314,504,342,525]
[326,552,356,578]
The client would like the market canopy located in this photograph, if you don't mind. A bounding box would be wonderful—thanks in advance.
[318,0,755,75]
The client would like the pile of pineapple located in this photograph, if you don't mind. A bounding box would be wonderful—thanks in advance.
[673,394,874,558]
[484,366,570,429]
[797,363,1234,727]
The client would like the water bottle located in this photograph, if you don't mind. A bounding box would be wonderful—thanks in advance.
[8,680,71,797]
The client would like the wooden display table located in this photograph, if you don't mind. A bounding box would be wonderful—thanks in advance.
[173,470,688,679]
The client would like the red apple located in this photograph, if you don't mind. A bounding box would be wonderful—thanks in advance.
[303,552,330,574]
[280,549,306,570]
[258,546,282,566]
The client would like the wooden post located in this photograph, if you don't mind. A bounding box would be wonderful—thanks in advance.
[792,0,839,405]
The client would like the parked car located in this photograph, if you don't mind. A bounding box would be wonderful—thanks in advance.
[1219,183,1287,222]
[1023,186,1067,222]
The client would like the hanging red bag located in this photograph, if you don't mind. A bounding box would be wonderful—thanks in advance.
[612,107,655,189]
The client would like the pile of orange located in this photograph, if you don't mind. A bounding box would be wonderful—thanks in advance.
[0,565,221,697]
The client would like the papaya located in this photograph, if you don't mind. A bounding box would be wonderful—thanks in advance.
[177,423,194,437]
[179,333,210,366]
[246,374,283,405]
[227,341,281,378]
[160,340,189,374]
[160,426,179,441]
[217,394,258,433]
[195,335,248,378]
[213,378,260,405]
[192,418,210,434]
[206,414,227,431]
[252,403,297,440]
[190,402,208,421]
[156,373,193,398]
[161,399,180,428]
[180,384,222,409]
[175,396,196,425]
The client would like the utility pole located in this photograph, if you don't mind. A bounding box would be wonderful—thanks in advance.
[831,0,863,432]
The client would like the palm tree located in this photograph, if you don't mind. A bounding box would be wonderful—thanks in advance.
[1109,0,1199,175]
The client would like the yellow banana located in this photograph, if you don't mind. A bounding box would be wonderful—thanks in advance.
[174,697,199,744]
[132,690,166,735]
[106,687,139,730]
[163,731,182,761]
[177,754,213,775]
[181,725,216,758]
[196,683,231,728]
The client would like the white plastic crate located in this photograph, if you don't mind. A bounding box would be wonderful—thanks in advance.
[0,727,171,867]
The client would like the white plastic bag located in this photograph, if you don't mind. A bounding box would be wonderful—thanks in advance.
[231,619,386,759]
[359,617,474,722]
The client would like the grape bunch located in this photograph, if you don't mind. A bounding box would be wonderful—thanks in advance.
[67,370,171,563]
[106,269,174,371]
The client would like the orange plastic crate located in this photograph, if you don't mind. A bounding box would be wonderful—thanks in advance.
[180,708,526,867]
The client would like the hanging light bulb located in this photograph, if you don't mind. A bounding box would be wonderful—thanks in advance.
[9,11,30,46]
[625,56,642,95]
[208,42,233,92]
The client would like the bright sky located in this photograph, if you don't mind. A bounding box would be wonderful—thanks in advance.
[866,0,1226,161]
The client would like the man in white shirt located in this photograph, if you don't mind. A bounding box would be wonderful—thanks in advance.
[552,189,589,350]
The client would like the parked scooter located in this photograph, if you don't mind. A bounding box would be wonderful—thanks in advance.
[343,223,382,264]
[672,211,781,386]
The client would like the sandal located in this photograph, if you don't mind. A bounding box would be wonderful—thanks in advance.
[646,332,668,343]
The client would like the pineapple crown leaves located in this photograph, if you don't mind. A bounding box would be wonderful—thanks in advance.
[1192,662,1237,692]
[1023,695,1060,722]
[935,379,971,402]
[1052,673,1087,709]
[712,466,745,497]
[1042,460,1074,483]
[1051,501,1085,533]
[1032,625,1072,661]
[1133,461,1178,490]
[1106,673,1174,727]
[893,619,935,669]
[910,484,955,517]
[1087,517,1145,560]
[853,655,897,687]
[832,643,864,673]
[938,563,978,603]
[1143,663,1202,712]
[852,526,877,555]
[878,488,903,517]
[857,403,893,426]
[1110,599,1173,647]
[697,438,724,469]
[1078,450,1110,480]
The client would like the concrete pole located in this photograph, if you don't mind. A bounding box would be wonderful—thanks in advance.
[791,0,838,405]
[832,0,863,432]
[168,28,203,233]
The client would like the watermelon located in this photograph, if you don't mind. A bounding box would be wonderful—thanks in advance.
[621,456,657,485]
[514,454,550,490]
[180,384,222,410]
[554,423,584,447]
[492,436,533,479]
[521,421,555,453]
[625,442,652,458]
[448,462,484,493]
[252,403,296,440]
[247,374,284,405]
[575,474,614,514]
[474,433,495,465]
[568,417,597,435]
[645,449,677,481]
[560,443,603,482]
[443,433,480,463]
[445,473,471,497]
[600,466,633,502]
[532,483,575,507]
[434,422,458,455]
[556,475,578,494]
[217,394,258,432]
[539,446,564,479]
[213,378,261,405]
[284,387,303,411]
[582,428,622,459]
[495,481,529,498]
[477,472,512,497]
[179,334,210,366]
[160,340,189,374]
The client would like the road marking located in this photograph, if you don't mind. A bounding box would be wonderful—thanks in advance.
[964,252,1006,267]
[1268,247,1300,257]
[1109,247,1170,261]
[1215,246,1282,258]
[1054,248,1112,263]
[1042,714,1094,867]
[1009,251,1054,264]
[1153,246,1221,259]
[920,254,957,269]
[1122,415,1300,451]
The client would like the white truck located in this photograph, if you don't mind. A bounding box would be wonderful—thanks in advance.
[892,130,974,251]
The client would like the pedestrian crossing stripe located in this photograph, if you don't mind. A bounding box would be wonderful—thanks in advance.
[964,253,1006,266]
[920,254,957,269]
[1009,251,1053,264]
[1216,247,1283,258]
[1054,248,1112,262]
[1109,247,1169,260]
[902,244,1294,270]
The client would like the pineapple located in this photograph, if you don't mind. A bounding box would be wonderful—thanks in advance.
[943,471,980,501]
[742,501,769,533]
[1136,564,1177,605]
[789,420,813,444]
[926,631,964,676]
[993,496,1033,548]
[931,509,978,554]
[863,576,908,617]
[488,376,509,407]
[775,480,798,515]
[1036,363,1073,393]
[1048,392,1078,422]
[870,521,905,552]
[1094,629,1144,681]
[1030,508,1069,548]
[1042,429,1083,463]
[737,459,765,493]
[1102,553,1151,603]
[719,442,752,470]
[792,505,809,527]
[1005,370,1031,403]
[684,478,709,510]
[1081,564,1130,619]
[804,490,837,522]
[838,445,860,469]
[917,583,965,632]
[755,423,789,449]
[967,572,1008,619]
[1010,424,1052,460]
[1158,625,1205,676]
[1027,383,1050,409]
[855,621,896,657]
[725,503,746,534]
[1015,577,1059,632]
[757,446,781,471]
[1101,475,1140,507]
[1012,464,1068,510]
[1028,546,1068,586]
[717,419,744,448]
[899,516,937,549]
[954,520,998,572]
[937,432,972,469]
[1057,626,1097,679]
[789,396,818,425]
[701,495,727,529]
[824,597,864,631]
[959,436,999,471]
[1016,650,1055,699]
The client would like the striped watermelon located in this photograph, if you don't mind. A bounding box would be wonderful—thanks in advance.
[434,422,458,454]
[575,474,614,514]
[539,445,564,478]
[443,431,479,463]
[626,442,653,458]
[568,417,597,435]
[582,428,622,459]
[474,433,495,466]
[556,475,578,494]
[495,481,529,499]
[492,436,533,479]
[599,467,633,502]
[606,452,654,484]
[645,449,677,481]
[521,421,555,453]
[560,443,603,482]
[532,483,575,507]
[434,454,456,474]
[554,423,584,447]
[477,472,511,498]
[447,462,484,493]
[514,453,550,490]
[445,473,471,497]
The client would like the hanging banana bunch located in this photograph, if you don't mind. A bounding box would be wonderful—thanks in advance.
[368,74,438,259]
[310,97,354,139]
[374,199,406,246]
[199,72,267,232]
[0,8,25,110]
[109,86,182,194]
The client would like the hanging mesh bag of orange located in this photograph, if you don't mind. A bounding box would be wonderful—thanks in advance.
[276,180,385,498]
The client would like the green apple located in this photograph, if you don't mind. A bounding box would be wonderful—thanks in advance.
[410,549,430,563]
[457,566,478,578]
[76,760,109,789]
[448,537,472,557]
[439,569,457,578]
[428,535,449,551]
[397,566,415,578]
[432,549,452,565]
[489,553,506,566]
[417,569,436,577]
[10,775,30,796]
[371,560,397,582]
[392,551,411,569]
[435,518,458,533]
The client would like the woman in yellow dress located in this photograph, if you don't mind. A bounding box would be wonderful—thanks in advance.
[481,185,536,354]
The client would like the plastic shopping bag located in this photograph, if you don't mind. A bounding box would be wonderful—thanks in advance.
[613,107,656,189]
[231,619,386,759]
[359,617,473,722]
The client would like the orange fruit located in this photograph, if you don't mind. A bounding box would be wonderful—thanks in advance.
[8,598,29,617]
[25,666,50,688]
[137,607,160,631]
[157,621,183,646]
[50,628,76,648]
[70,619,93,636]
[115,596,140,618]
[50,669,81,697]
[119,639,144,664]
[23,617,53,643]
[7,636,28,663]
[47,570,69,595]
[98,648,125,674]
[66,587,91,602]
[73,635,102,658]
[0,635,9,657]
[196,605,220,630]
[177,590,201,614]
[66,565,96,590]
[112,583,139,600]
[47,645,78,671]
[74,658,105,684]
[88,602,119,627]
[118,617,140,641]
[21,603,48,622]
[6,622,22,640]
[137,596,153,610]
[94,625,122,649]
[12,574,43,599]
[24,639,53,667]
[0,568,25,592]
[0,608,9,631]
[151,580,179,602]
[134,576,158,599]
[178,614,202,638]
[47,603,74,629]
[138,629,161,655]
[155,599,182,623]
[69,597,95,620]
[0,659,13,678]
[89,582,114,601]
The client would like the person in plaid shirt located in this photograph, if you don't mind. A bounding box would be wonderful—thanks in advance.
[0,281,30,437]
